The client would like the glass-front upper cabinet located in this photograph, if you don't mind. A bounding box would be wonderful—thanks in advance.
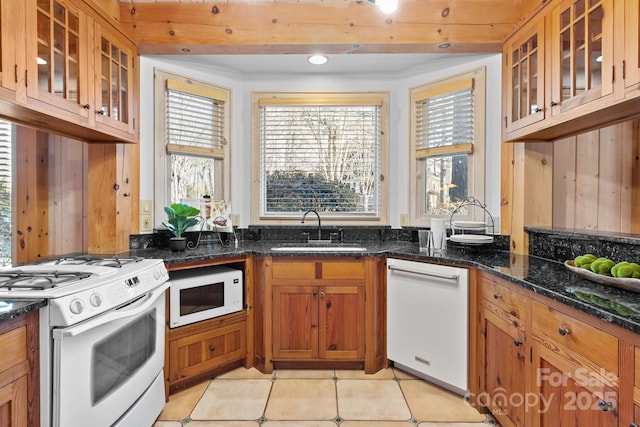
[503,15,546,136]
[27,0,90,119]
[550,0,613,115]
[624,0,640,92]
[0,0,27,96]
[93,22,136,137]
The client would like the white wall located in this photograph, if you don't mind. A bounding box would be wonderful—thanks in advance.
[139,53,502,229]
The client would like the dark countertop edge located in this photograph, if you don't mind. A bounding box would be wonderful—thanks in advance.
[525,226,640,245]
[0,299,46,323]
[145,241,640,334]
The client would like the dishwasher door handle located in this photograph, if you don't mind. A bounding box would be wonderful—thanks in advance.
[387,265,459,282]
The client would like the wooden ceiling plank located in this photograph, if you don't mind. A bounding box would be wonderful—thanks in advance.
[120,0,523,54]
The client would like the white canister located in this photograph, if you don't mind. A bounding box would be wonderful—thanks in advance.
[430,218,447,250]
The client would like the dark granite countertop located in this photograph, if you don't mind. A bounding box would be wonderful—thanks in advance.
[4,238,637,337]
[125,239,640,334]
[0,299,47,323]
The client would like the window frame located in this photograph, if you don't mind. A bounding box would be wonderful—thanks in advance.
[251,91,389,225]
[408,67,486,227]
[154,69,232,226]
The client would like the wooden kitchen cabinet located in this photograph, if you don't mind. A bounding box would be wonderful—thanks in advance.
[623,0,640,94]
[0,0,138,143]
[502,12,546,140]
[256,256,384,374]
[474,271,628,427]
[167,314,247,391]
[501,0,640,142]
[271,258,366,362]
[272,284,365,361]
[0,311,39,427]
[530,301,619,427]
[477,272,528,427]
[90,19,137,140]
[26,0,92,122]
[549,0,613,116]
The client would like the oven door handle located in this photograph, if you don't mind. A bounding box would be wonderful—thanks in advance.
[54,282,170,339]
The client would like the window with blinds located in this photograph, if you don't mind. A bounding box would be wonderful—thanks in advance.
[0,120,11,265]
[257,95,384,218]
[409,68,486,224]
[164,78,229,203]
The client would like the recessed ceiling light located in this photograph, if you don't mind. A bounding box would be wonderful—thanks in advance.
[376,0,398,14]
[308,54,328,65]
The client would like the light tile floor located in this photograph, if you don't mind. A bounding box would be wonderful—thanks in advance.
[154,367,499,427]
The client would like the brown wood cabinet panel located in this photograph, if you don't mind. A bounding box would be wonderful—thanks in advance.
[272,285,319,359]
[0,311,39,427]
[319,285,365,360]
[168,320,246,383]
[479,274,527,319]
[479,304,526,427]
[271,261,316,280]
[0,376,27,427]
[531,301,618,375]
[533,344,618,427]
[322,260,366,280]
[0,327,26,372]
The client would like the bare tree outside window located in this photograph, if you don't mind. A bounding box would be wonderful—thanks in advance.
[261,104,380,216]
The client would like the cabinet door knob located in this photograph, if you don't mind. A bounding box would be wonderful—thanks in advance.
[209,345,216,352]
[319,291,325,298]
[550,101,558,107]
[493,293,502,300]
[533,107,542,113]
[513,338,523,347]
[558,326,570,336]
[312,290,318,297]
[597,400,613,412]
[83,104,90,109]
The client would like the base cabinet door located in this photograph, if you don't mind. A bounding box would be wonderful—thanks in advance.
[272,285,319,359]
[0,375,27,427]
[530,301,619,427]
[272,284,365,361]
[319,285,365,360]
[168,320,246,384]
[533,345,618,427]
[479,305,526,427]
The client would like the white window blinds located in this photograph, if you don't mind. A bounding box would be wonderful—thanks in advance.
[414,78,475,158]
[165,79,226,157]
[259,102,381,216]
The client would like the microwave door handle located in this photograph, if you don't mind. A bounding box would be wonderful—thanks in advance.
[53,282,170,339]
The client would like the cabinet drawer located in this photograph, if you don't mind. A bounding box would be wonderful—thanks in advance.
[322,260,365,280]
[271,259,366,280]
[478,274,527,320]
[169,321,246,382]
[272,261,317,280]
[0,326,26,373]
[532,301,618,374]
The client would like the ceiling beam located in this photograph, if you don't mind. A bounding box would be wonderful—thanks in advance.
[120,0,524,55]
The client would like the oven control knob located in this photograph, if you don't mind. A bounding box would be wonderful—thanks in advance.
[69,299,84,315]
[89,293,103,307]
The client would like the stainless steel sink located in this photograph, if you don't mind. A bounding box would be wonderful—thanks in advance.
[270,245,367,252]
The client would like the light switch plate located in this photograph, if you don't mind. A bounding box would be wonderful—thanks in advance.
[140,214,153,232]
[141,199,152,214]
[400,213,408,226]
[231,214,240,227]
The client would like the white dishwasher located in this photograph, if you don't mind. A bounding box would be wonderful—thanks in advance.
[386,258,469,395]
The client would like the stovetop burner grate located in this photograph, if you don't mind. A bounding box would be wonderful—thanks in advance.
[48,255,144,268]
[0,270,93,290]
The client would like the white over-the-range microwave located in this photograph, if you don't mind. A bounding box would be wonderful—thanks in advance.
[168,265,243,328]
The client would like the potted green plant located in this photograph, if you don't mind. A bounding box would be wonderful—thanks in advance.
[162,203,201,251]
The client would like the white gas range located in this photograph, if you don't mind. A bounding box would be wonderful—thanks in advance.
[0,255,170,427]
